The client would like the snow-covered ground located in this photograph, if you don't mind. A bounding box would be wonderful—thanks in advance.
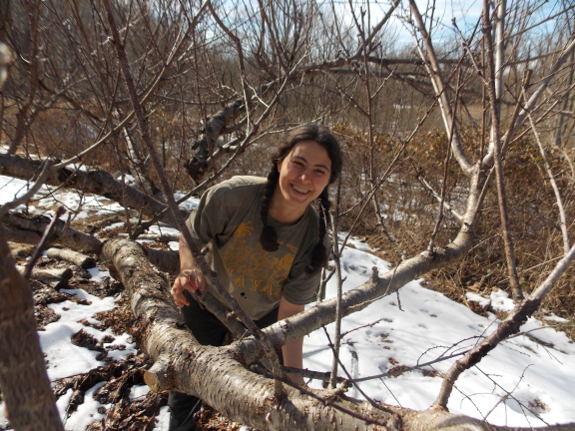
[1,174,574,429]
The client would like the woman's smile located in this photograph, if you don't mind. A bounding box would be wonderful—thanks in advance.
[291,184,310,194]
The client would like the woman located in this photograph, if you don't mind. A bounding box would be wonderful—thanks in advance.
[169,124,342,431]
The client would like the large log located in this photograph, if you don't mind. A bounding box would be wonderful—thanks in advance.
[0,154,190,227]
[1,212,102,254]
[100,238,575,431]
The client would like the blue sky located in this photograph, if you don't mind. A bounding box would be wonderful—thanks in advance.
[331,0,564,50]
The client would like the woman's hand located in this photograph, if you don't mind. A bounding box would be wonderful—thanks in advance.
[171,268,205,308]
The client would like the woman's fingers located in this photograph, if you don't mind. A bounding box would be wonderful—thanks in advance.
[182,268,206,292]
[171,276,190,308]
[171,269,206,308]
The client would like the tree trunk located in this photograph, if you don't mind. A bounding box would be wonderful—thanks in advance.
[1,212,102,254]
[0,154,189,227]
[0,230,64,431]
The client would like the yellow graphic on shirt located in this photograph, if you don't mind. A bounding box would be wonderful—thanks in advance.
[233,222,254,239]
[222,221,297,297]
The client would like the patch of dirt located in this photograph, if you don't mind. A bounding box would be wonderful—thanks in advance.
[465,298,490,318]
[196,406,258,431]
[52,353,170,431]
[33,282,92,328]
[35,305,61,330]
[94,366,145,405]
[69,274,124,298]
[8,243,35,259]
[71,329,110,361]
[422,369,442,378]
[73,213,125,236]
[92,296,136,336]
[528,398,550,414]
[87,390,169,431]
[53,354,155,418]
[33,284,88,305]
[98,224,127,239]
[387,365,411,377]
[53,354,149,397]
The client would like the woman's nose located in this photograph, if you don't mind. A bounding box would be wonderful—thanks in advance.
[299,167,312,182]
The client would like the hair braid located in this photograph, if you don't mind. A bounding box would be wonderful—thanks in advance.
[259,167,280,252]
[305,187,332,275]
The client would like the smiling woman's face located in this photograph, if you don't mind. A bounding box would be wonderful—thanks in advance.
[272,140,332,221]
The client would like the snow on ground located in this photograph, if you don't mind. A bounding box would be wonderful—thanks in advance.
[1,174,575,429]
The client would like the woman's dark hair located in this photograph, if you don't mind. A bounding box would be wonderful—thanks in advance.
[260,124,342,275]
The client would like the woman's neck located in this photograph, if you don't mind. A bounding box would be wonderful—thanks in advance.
[268,187,306,225]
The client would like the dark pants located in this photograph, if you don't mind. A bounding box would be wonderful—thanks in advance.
[168,293,278,431]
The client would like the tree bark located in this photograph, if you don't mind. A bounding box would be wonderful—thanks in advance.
[1,212,102,254]
[0,154,189,228]
[0,230,64,431]
[46,247,96,269]
[16,265,73,289]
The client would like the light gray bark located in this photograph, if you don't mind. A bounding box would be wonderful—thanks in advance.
[46,247,97,269]
[0,154,190,228]
[0,212,102,254]
[101,237,575,431]
[16,265,73,289]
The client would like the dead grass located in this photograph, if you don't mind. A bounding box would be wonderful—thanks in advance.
[340,125,575,341]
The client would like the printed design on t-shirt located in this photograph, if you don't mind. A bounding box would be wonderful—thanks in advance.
[222,221,297,297]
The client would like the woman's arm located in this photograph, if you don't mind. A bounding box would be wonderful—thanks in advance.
[277,296,305,385]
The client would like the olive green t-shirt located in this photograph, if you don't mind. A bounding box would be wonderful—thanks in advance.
[185,176,321,320]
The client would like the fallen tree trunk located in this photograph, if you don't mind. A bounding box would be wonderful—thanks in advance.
[0,154,189,227]
[101,237,575,431]
[16,265,73,289]
[46,247,96,269]
[141,246,180,275]
[1,212,102,254]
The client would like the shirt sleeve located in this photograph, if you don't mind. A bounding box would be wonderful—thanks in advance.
[185,183,235,247]
[185,178,262,248]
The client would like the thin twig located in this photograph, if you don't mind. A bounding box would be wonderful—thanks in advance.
[353,349,469,383]
[23,206,67,279]
[526,112,570,253]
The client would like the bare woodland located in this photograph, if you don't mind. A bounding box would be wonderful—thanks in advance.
[1,0,575,429]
